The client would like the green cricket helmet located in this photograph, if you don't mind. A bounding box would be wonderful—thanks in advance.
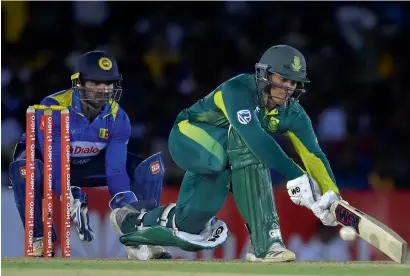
[255,45,310,106]
[71,50,123,111]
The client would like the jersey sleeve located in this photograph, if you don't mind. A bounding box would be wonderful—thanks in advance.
[105,110,132,197]
[36,98,63,196]
[284,110,340,194]
[215,80,304,180]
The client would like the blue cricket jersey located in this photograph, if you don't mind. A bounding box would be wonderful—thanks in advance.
[16,88,131,197]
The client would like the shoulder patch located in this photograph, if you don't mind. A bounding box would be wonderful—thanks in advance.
[237,109,252,125]
[49,89,73,108]
[103,100,119,120]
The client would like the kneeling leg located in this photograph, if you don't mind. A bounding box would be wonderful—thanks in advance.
[114,170,231,251]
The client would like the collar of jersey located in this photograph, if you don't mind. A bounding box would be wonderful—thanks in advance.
[72,89,113,118]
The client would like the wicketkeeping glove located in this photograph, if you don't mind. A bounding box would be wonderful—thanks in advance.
[70,186,95,242]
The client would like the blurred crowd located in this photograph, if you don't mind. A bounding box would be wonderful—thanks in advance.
[2,1,410,189]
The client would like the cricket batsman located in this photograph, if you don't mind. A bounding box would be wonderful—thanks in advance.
[9,50,171,259]
[109,45,344,262]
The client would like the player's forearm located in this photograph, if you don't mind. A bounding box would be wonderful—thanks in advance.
[315,152,339,194]
[287,110,341,194]
[105,139,132,197]
[107,173,131,197]
[284,131,339,194]
[239,128,304,180]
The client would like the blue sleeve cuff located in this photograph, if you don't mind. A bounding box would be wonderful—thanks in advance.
[109,191,137,210]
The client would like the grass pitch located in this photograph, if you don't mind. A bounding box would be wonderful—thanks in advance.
[2,258,409,276]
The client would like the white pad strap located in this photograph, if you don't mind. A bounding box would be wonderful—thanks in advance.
[159,203,176,227]
[136,211,148,230]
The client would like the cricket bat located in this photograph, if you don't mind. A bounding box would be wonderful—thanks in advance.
[330,200,408,263]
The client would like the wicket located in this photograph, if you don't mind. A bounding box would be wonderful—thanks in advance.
[25,105,71,258]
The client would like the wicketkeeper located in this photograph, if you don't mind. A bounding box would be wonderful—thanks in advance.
[110,45,344,262]
[9,50,171,259]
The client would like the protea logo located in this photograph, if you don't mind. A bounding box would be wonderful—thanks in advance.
[291,56,302,72]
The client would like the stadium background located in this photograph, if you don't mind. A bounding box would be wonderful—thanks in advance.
[1,1,410,260]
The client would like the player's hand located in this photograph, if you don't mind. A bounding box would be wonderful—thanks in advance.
[129,198,157,212]
[71,187,95,242]
[286,174,321,209]
[311,190,340,227]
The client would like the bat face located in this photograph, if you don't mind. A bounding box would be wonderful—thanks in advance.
[331,200,408,264]
[334,204,362,234]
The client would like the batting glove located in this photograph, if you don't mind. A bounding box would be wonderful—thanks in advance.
[311,190,341,227]
[286,174,321,209]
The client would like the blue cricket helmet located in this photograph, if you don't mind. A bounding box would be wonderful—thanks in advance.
[71,50,123,111]
[74,50,122,82]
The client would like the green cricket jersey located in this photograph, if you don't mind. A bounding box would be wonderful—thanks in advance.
[175,74,339,194]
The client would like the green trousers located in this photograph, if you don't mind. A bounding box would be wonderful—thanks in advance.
[142,120,230,234]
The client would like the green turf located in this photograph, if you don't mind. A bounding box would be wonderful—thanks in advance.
[2,258,410,276]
